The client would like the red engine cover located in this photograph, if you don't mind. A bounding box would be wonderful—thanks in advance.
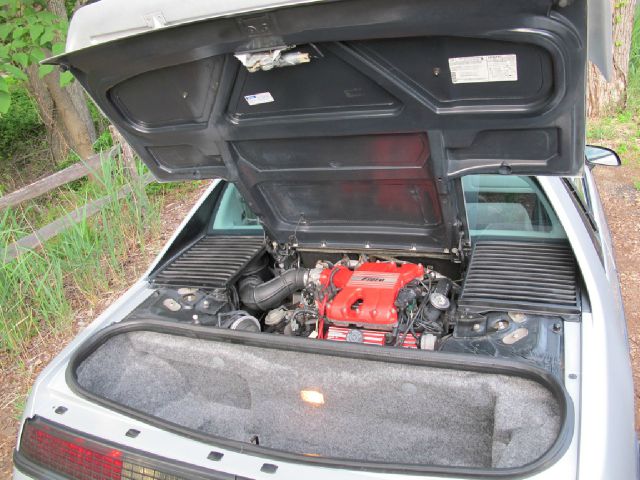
[318,262,424,330]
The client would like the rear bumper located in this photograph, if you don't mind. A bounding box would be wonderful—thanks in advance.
[14,448,64,480]
[12,467,34,480]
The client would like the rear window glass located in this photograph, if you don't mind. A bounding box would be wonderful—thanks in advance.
[462,175,566,239]
[211,183,263,232]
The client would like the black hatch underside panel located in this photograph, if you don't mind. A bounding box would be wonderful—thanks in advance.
[51,0,588,252]
[152,236,265,289]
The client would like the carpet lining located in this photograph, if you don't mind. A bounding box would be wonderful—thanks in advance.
[76,330,561,469]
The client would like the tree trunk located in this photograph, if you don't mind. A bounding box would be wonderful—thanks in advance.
[42,70,95,160]
[25,64,67,163]
[68,81,97,145]
[20,0,98,163]
[109,125,138,179]
[587,0,638,117]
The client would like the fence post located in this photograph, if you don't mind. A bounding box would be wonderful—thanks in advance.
[108,126,151,216]
[109,126,139,180]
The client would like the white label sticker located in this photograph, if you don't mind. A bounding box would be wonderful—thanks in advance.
[448,54,518,84]
[244,92,274,105]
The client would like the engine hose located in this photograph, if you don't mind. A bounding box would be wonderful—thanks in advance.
[239,268,309,311]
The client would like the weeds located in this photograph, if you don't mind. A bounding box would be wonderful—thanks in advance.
[0,152,161,354]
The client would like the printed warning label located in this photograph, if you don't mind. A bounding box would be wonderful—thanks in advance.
[244,92,274,105]
[448,54,518,84]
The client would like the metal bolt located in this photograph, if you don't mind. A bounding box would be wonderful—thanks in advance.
[472,323,480,332]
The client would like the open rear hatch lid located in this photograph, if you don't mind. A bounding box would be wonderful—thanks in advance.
[50,0,591,253]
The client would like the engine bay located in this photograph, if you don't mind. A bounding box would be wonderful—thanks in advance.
[241,258,454,350]
[127,236,578,377]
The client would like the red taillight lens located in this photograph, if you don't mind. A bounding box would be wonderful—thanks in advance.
[20,420,123,480]
[19,418,198,479]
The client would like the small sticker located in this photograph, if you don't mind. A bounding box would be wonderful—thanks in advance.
[448,54,518,84]
[244,92,274,105]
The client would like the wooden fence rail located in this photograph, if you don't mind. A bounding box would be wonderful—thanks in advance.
[0,141,155,263]
[0,146,118,212]
[2,173,154,263]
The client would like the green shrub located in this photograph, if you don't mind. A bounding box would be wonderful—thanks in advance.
[0,81,44,163]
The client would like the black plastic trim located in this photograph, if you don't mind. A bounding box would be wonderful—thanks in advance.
[64,319,575,478]
[562,178,604,264]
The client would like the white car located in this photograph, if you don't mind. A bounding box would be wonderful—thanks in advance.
[14,0,637,479]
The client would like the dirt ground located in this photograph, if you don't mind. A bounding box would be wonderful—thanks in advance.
[593,164,640,427]
[1,167,639,477]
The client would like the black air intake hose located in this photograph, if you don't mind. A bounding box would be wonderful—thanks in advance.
[239,268,309,311]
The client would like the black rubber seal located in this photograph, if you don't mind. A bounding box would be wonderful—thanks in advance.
[65,319,575,478]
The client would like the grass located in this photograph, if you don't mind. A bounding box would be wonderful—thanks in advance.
[0,153,162,354]
[586,112,640,164]
[0,83,197,356]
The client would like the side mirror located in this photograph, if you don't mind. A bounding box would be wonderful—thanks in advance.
[585,145,621,168]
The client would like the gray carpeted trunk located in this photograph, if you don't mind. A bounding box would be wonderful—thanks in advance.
[76,330,562,469]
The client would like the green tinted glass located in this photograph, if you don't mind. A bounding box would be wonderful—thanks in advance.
[212,184,263,231]
[462,175,566,239]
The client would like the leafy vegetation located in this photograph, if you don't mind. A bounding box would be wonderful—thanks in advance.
[0,0,71,114]
[0,79,44,166]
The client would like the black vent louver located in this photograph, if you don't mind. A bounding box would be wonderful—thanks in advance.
[458,241,579,316]
[153,236,265,289]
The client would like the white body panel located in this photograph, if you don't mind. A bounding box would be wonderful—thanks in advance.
[65,0,326,52]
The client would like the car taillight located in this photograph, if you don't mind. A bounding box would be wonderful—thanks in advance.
[20,420,123,479]
[18,418,189,480]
